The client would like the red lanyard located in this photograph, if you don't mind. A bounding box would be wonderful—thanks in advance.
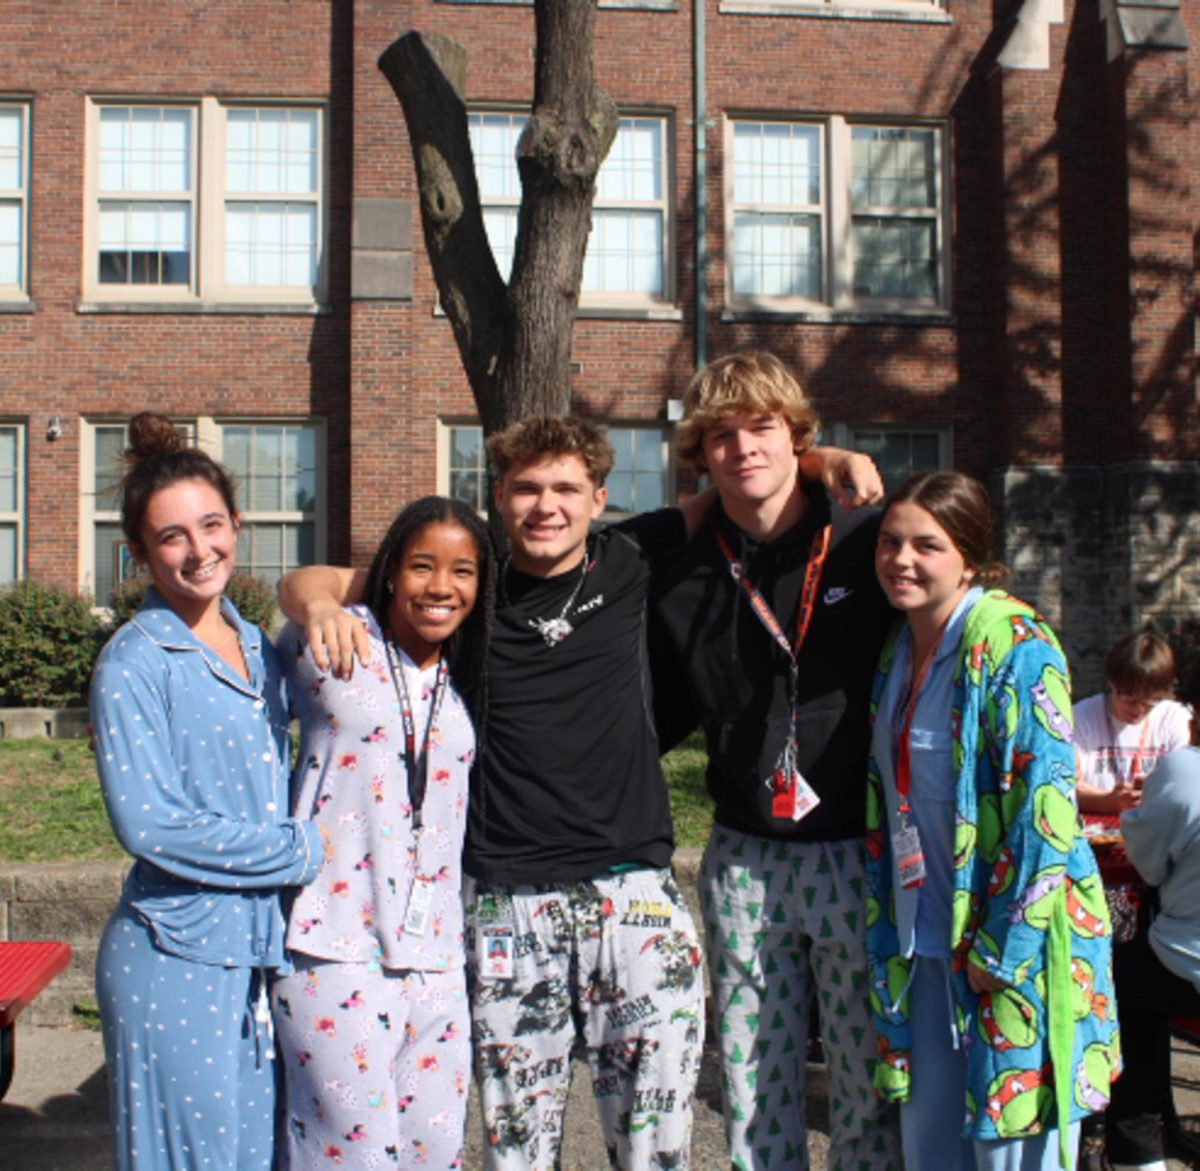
[715,525,832,668]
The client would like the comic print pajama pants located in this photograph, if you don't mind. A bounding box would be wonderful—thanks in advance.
[272,956,471,1170]
[464,868,706,1171]
[700,828,902,1171]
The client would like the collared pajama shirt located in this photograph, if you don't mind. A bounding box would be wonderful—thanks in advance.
[93,588,322,962]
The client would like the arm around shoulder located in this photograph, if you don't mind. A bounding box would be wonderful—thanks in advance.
[278,565,370,678]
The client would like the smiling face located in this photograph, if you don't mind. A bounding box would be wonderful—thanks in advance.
[700,412,799,516]
[386,520,481,669]
[876,499,974,630]
[493,453,607,577]
[132,477,239,623]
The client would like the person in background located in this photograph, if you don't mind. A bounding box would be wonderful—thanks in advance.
[1073,632,1190,815]
[92,412,323,1171]
[866,470,1120,1171]
[272,496,493,1169]
[1105,660,1200,1171]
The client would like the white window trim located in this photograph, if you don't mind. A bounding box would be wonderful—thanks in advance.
[725,114,951,318]
[438,419,492,515]
[469,107,676,312]
[82,97,327,308]
[0,422,25,582]
[80,417,325,599]
[0,100,30,302]
[720,0,949,22]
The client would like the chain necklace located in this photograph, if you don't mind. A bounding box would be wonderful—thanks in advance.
[501,555,589,647]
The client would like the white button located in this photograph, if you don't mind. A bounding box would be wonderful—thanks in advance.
[261,752,273,762]
[266,802,277,813]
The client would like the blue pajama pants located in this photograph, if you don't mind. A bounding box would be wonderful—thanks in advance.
[272,955,471,1170]
[96,903,277,1171]
[903,955,1080,1171]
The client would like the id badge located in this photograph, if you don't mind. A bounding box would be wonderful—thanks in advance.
[405,877,433,936]
[893,825,926,888]
[480,925,515,980]
[790,772,821,822]
[772,768,821,822]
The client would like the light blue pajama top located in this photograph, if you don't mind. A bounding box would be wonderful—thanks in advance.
[91,587,323,968]
[1121,745,1200,993]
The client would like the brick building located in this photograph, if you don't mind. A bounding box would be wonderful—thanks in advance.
[0,0,1195,687]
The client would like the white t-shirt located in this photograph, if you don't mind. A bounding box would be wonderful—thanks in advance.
[1072,691,1191,793]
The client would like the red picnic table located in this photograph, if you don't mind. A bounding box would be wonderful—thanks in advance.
[0,940,72,1101]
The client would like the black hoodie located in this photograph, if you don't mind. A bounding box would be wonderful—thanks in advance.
[649,486,896,843]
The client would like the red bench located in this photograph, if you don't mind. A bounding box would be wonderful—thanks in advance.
[0,940,72,1101]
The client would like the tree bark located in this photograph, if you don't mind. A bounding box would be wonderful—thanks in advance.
[378,0,617,434]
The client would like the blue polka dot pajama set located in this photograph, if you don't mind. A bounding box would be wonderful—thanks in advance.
[92,590,323,1171]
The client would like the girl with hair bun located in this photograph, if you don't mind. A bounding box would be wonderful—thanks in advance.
[92,412,323,1171]
[865,470,1120,1171]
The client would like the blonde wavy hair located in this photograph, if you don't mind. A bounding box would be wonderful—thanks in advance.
[676,351,820,469]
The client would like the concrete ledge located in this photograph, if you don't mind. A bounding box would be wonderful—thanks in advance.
[0,850,707,1026]
[0,707,90,739]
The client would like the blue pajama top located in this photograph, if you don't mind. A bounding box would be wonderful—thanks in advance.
[91,587,323,968]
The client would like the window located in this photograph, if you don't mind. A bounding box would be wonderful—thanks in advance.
[825,422,950,492]
[720,0,946,18]
[469,112,671,306]
[728,117,946,314]
[440,421,671,517]
[0,103,29,297]
[219,423,321,581]
[444,423,490,514]
[86,99,324,305]
[0,425,24,582]
[604,426,671,515]
[82,418,324,600]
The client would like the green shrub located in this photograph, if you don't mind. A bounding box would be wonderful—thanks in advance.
[0,581,104,706]
[107,571,278,631]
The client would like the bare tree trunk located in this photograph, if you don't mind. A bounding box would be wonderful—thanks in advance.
[378,0,617,436]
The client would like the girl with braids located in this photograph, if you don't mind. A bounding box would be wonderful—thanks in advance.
[92,412,323,1171]
[271,496,494,1170]
[865,471,1119,1171]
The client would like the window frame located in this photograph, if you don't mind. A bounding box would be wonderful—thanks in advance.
[0,422,25,583]
[468,107,676,312]
[438,419,673,520]
[80,417,325,601]
[719,0,948,20]
[83,97,327,308]
[725,114,950,318]
[823,420,952,493]
[0,100,31,301]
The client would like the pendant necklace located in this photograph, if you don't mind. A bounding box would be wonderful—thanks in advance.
[503,555,589,647]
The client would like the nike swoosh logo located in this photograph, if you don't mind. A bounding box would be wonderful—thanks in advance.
[823,587,854,605]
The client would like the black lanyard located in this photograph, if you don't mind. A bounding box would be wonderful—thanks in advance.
[384,643,449,832]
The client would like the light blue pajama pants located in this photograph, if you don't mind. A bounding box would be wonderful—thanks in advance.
[903,955,1080,1171]
[272,955,471,1170]
[96,903,277,1171]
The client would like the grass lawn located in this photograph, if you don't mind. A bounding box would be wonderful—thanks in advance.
[0,733,714,864]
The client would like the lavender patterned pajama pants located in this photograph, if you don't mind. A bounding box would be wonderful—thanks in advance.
[272,956,471,1170]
